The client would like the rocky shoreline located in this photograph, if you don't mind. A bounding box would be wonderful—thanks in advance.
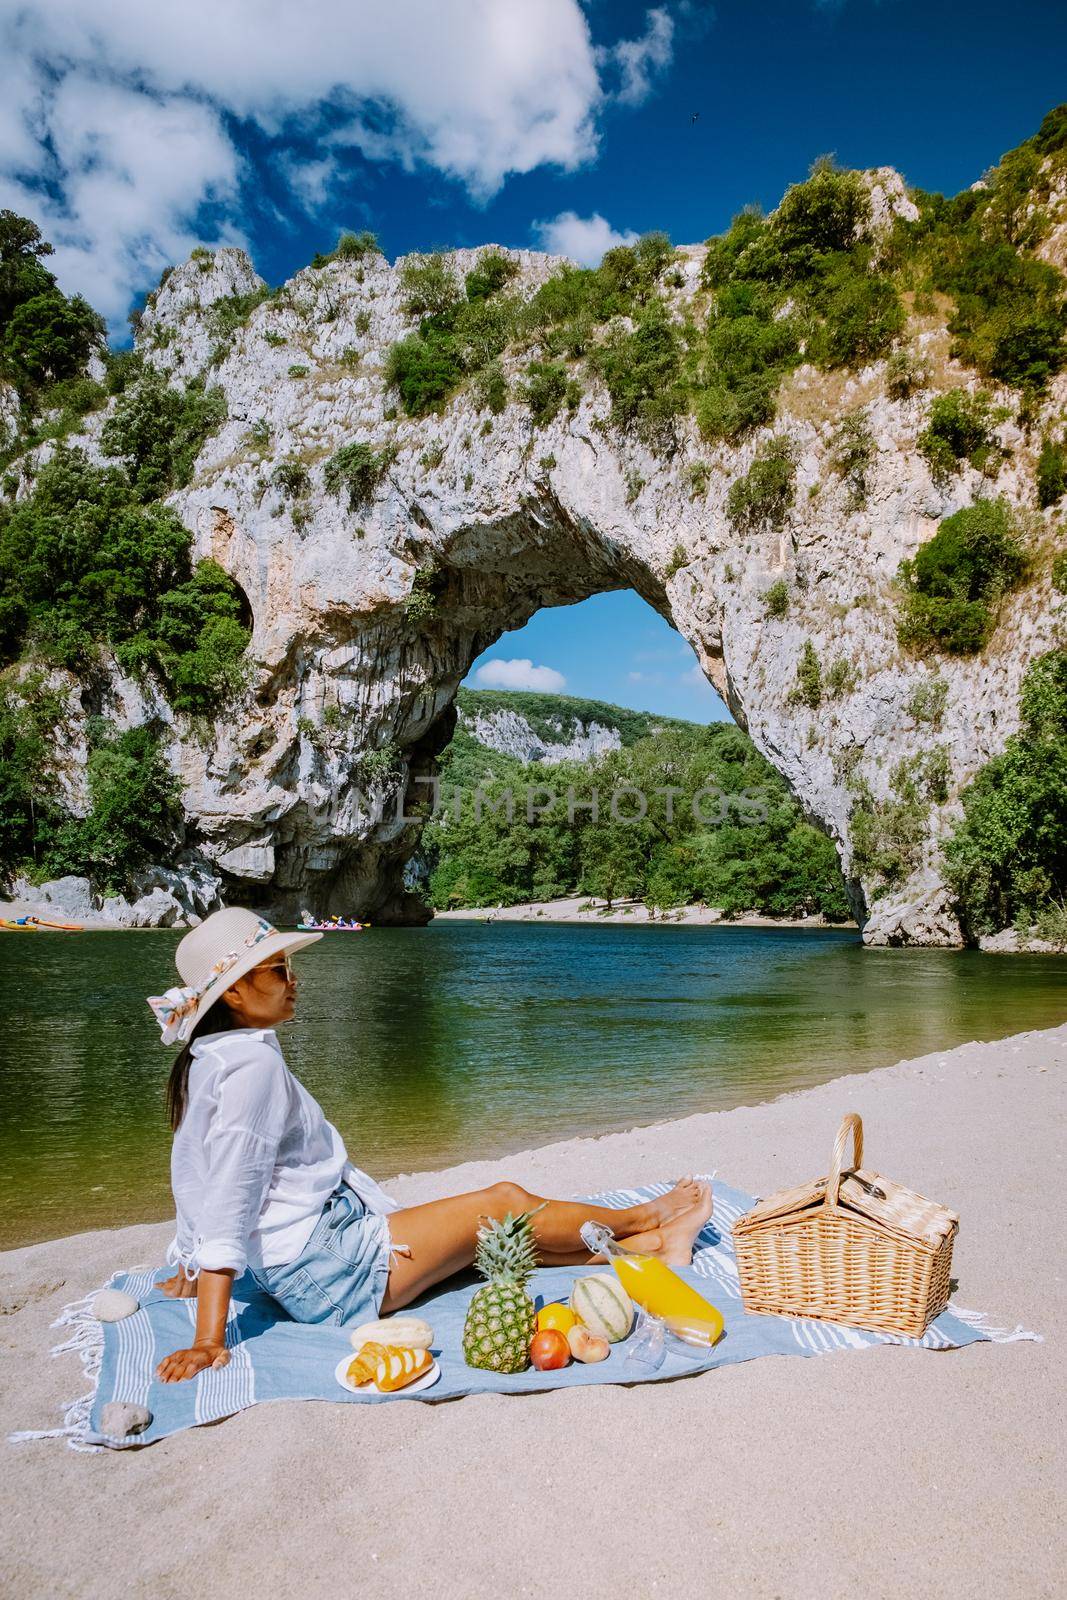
[1,857,222,930]
[6,878,1063,951]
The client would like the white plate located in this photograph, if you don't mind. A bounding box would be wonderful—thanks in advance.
[335,1352,441,1396]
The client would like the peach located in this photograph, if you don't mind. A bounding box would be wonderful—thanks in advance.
[567,1324,609,1363]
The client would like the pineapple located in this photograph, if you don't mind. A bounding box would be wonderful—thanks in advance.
[462,1207,543,1372]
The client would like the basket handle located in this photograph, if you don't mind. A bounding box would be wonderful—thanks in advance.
[824,1112,864,1210]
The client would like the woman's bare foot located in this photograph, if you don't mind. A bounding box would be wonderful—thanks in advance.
[627,1177,704,1233]
[619,1182,714,1267]
[658,1183,714,1264]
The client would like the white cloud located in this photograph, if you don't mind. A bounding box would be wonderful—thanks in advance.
[603,6,675,107]
[277,155,340,215]
[0,1,677,319]
[533,210,639,266]
[474,658,567,692]
[0,79,242,325]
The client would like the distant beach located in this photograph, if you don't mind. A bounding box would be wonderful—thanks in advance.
[434,894,857,929]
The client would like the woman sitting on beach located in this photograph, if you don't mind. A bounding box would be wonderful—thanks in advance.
[150,909,713,1382]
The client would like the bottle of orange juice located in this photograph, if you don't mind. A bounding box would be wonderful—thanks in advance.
[580,1221,724,1347]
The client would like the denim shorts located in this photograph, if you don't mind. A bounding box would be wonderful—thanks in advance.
[248,1183,393,1327]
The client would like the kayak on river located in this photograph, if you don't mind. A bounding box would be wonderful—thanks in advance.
[295,921,371,934]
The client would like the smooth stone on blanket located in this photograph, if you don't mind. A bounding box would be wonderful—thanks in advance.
[92,1288,140,1321]
[100,1402,152,1438]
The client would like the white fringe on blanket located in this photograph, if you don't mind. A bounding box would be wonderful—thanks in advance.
[8,1267,149,1454]
[946,1303,1043,1344]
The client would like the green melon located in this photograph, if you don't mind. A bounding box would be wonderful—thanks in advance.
[571,1273,634,1342]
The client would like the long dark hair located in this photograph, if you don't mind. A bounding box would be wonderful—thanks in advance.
[165,998,242,1130]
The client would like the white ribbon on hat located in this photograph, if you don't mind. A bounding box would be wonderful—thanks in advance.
[147,984,205,1045]
[147,918,275,1044]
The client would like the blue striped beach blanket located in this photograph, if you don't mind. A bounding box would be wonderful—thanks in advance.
[14,1177,1038,1451]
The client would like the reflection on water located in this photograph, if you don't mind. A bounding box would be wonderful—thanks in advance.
[1,922,1064,1249]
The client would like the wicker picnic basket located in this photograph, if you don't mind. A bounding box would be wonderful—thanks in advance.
[733,1112,959,1339]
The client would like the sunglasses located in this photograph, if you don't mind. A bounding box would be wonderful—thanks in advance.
[254,956,295,982]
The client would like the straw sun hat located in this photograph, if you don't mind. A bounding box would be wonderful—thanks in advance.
[147,907,322,1045]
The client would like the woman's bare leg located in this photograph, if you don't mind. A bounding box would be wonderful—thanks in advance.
[380,1180,712,1312]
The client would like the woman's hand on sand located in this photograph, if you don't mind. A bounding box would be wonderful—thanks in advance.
[156,1342,230,1383]
[159,1270,199,1299]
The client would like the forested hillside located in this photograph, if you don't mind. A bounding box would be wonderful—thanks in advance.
[425,691,852,919]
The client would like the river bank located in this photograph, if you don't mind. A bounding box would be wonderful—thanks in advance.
[0,884,853,933]
[434,894,857,928]
[2,1022,1064,1598]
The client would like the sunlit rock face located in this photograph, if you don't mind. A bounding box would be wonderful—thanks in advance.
[31,174,1066,941]
[458,706,623,765]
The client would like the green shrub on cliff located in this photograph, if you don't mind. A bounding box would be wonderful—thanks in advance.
[271,458,311,498]
[400,253,462,319]
[897,498,1027,655]
[0,211,105,404]
[465,251,519,303]
[100,369,227,500]
[699,160,901,430]
[0,672,69,881]
[1037,434,1067,507]
[696,281,799,442]
[522,360,572,426]
[830,410,875,509]
[789,640,822,708]
[772,158,872,268]
[726,435,796,530]
[387,275,522,417]
[849,749,949,894]
[916,388,998,485]
[3,290,104,392]
[590,300,687,442]
[944,650,1067,936]
[0,448,249,709]
[206,285,274,349]
[35,722,184,893]
[312,231,380,268]
[324,441,396,508]
[898,130,1067,392]
[804,254,903,368]
[386,331,463,414]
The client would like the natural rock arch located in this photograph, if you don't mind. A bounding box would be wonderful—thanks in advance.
[42,216,1063,945]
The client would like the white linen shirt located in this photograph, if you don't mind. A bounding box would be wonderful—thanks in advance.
[166,1026,398,1277]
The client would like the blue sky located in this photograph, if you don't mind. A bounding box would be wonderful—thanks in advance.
[2,0,1063,720]
[249,0,1067,285]
[465,591,731,723]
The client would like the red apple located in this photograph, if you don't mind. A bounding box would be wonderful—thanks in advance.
[529,1329,570,1370]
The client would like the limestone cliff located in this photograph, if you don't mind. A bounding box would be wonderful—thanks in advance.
[457,705,622,765]
[10,167,1067,943]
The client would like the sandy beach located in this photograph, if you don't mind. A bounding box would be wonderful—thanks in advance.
[2,1022,1064,1599]
[435,894,857,929]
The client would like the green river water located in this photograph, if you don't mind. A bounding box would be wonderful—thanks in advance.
[1,921,1064,1250]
